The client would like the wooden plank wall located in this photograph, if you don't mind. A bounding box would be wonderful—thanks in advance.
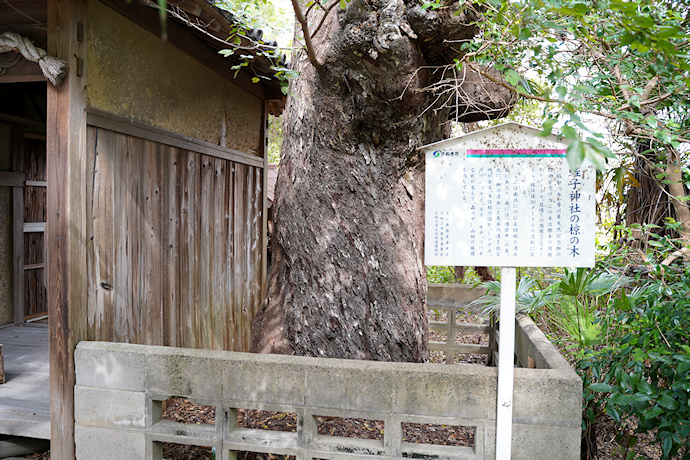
[85,125,264,351]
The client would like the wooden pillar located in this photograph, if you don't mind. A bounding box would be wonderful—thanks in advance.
[47,0,87,458]
[260,104,269,300]
[11,126,25,324]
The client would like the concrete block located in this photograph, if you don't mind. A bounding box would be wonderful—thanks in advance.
[513,369,582,426]
[223,354,306,406]
[75,386,146,429]
[75,425,146,460]
[393,365,495,420]
[75,341,147,391]
[389,413,486,458]
[428,283,484,307]
[304,360,396,413]
[146,346,223,399]
[512,422,580,460]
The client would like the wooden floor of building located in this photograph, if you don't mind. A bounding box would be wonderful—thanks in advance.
[0,322,50,440]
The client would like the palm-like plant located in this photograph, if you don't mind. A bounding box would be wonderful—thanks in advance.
[547,297,603,349]
[468,268,630,346]
[467,276,555,317]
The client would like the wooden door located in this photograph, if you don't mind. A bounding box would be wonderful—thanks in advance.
[21,134,47,320]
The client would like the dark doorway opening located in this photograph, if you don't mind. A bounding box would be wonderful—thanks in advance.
[0,81,47,324]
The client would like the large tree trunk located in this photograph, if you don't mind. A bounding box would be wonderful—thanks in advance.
[250,0,514,361]
[624,138,690,246]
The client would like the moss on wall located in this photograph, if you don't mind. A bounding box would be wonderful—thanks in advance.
[86,0,263,155]
[0,124,14,325]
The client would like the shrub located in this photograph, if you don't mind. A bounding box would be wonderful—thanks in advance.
[590,276,690,459]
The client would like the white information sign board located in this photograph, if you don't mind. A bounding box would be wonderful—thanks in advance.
[425,148,595,268]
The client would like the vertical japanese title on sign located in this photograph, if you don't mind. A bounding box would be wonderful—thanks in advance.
[425,148,595,268]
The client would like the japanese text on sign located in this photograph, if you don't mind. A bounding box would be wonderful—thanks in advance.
[425,149,595,268]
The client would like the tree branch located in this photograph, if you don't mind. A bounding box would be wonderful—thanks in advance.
[310,0,340,39]
[641,76,660,101]
[612,65,633,102]
[290,0,325,70]
[665,146,690,242]
[617,92,674,112]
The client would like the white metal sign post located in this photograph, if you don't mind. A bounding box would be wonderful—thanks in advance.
[495,266,516,459]
[422,123,595,460]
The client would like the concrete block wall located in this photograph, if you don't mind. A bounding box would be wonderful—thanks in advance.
[74,315,581,460]
[427,283,495,363]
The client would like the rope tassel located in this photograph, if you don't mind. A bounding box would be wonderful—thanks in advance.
[0,31,69,86]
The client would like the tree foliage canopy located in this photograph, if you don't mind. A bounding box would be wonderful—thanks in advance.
[453,0,690,157]
[433,0,690,238]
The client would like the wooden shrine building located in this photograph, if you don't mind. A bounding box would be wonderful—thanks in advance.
[0,0,284,456]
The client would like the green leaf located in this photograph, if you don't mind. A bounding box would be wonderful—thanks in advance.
[561,125,577,140]
[504,69,522,87]
[637,380,653,395]
[657,394,679,410]
[585,137,613,158]
[606,404,621,424]
[645,406,664,419]
[251,77,260,83]
[662,435,672,457]
[620,33,634,46]
[584,144,606,171]
[589,383,613,392]
[566,139,586,171]
[540,118,557,136]
[656,25,680,38]
[339,0,346,9]
[677,361,690,375]
[519,27,532,40]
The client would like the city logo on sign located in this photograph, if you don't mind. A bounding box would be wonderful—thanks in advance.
[433,151,461,157]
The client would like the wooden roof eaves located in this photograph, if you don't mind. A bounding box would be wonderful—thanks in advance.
[142,0,286,95]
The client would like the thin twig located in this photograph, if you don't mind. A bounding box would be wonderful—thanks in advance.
[617,92,673,112]
[655,322,673,348]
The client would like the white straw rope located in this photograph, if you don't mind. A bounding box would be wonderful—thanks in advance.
[0,31,68,86]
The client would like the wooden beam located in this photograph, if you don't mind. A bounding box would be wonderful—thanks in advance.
[24,263,46,270]
[0,172,25,187]
[0,1,48,29]
[47,0,87,457]
[12,126,25,326]
[86,108,265,168]
[0,113,43,127]
[0,58,46,84]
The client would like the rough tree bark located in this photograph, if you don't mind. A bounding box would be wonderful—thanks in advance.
[250,0,514,361]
